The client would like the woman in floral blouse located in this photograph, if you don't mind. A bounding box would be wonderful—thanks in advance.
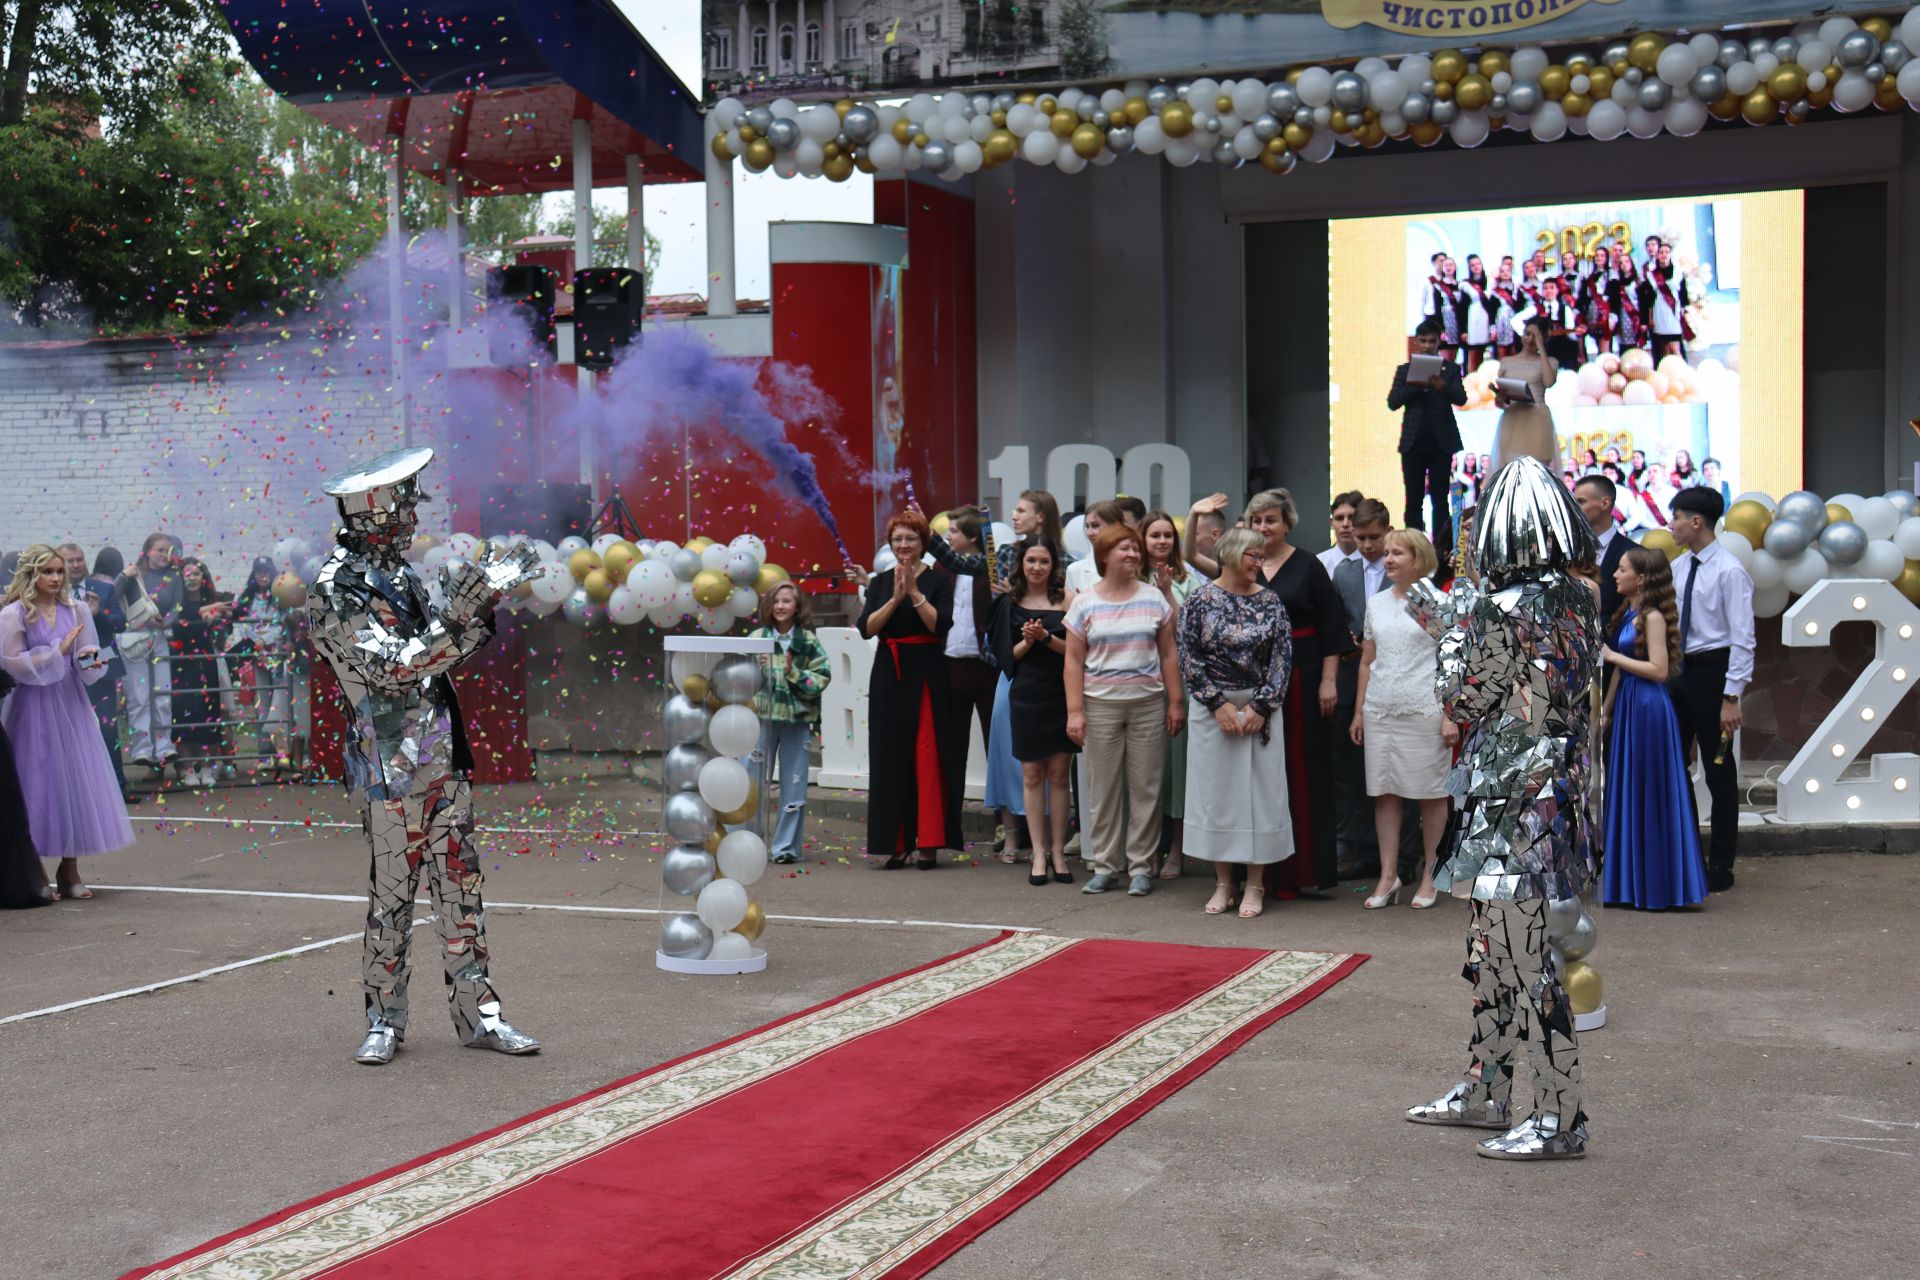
[1176,526,1295,919]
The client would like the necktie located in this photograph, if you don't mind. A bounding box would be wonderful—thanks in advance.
[1680,556,1700,650]
[1335,555,1366,632]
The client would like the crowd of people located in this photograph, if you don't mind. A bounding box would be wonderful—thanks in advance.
[837,470,1750,918]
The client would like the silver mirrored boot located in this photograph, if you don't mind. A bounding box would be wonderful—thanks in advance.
[1476,1113,1588,1160]
[464,1022,541,1055]
[1406,1081,1511,1129]
[355,1022,401,1065]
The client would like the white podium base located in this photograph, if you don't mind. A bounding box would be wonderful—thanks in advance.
[1574,1004,1607,1032]
[656,948,768,975]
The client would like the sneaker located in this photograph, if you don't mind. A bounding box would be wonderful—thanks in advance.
[1064,832,1082,854]
[771,851,801,865]
[1128,874,1153,897]
[1081,873,1116,895]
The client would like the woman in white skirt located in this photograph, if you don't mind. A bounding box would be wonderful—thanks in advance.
[1350,529,1458,909]
[1175,527,1294,919]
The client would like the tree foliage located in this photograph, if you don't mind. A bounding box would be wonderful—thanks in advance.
[0,0,221,127]
[551,204,664,283]
[1059,0,1112,79]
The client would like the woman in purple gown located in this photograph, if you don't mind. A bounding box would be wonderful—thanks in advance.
[0,545,136,899]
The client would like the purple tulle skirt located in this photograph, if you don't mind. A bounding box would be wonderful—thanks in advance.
[2,676,134,859]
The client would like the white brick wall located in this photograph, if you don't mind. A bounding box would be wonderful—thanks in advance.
[0,332,448,586]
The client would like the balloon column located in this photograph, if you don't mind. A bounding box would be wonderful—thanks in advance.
[712,11,1920,182]
[657,636,774,975]
[1549,899,1605,1032]
[405,531,790,635]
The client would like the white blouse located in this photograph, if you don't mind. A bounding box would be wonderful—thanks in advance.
[1362,589,1442,719]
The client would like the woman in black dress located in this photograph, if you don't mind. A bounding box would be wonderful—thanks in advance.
[171,558,233,788]
[992,537,1076,886]
[859,511,962,868]
[0,668,52,908]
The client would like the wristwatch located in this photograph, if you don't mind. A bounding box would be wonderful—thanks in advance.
[1722,694,1739,703]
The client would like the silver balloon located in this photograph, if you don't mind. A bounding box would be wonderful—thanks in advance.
[562,587,593,628]
[1637,78,1671,111]
[1786,100,1812,123]
[1603,42,1631,67]
[1545,896,1584,941]
[1774,490,1831,534]
[1884,489,1920,519]
[1771,36,1799,62]
[1558,911,1598,962]
[1105,125,1134,152]
[1690,65,1727,101]
[746,106,774,134]
[1747,37,1770,61]
[1490,92,1508,114]
[1270,149,1297,174]
[992,92,1016,112]
[842,105,879,143]
[710,654,763,705]
[663,694,710,746]
[1881,41,1911,72]
[660,912,714,960]
[1864,62,1886,83]
[1401,92,1432,123]
[765,117,800,151]
[1210,138,1236,162]
[1092,110,1110,127]
[1762,517,1813,559]
[1718,38,1746,68]
[1146,85,1173,111]
[664,791,716,844]
[1505,81,1541,115]
[669,549,701,582]
[1624,66,1643,84]
[661,845,718,896]
[1292,106,1315,126]
[921,139,952,173]
[1173,81,1192,99]
[1819,520,1869,566]
[1330,70,1368,112]
[1253,112,1281,140]
[1076,96,1098,120]
[1267,82,1300,116]
[663,742,712,792]
[1838,29,1881,67]
[1431,98,1460,125]
[1204,114,1222,133]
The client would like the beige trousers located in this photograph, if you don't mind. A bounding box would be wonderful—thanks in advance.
[1082,693,1168,878]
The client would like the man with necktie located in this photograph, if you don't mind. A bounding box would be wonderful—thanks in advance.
[1666,487,1755,893]
[1574,475,1630,634]
[1331,499,1395,878]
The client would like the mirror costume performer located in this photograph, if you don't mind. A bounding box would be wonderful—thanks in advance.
[309,448,543,1065]
[1404,456,1600,1160]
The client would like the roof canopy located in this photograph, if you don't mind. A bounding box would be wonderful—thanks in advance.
[224,0,704,194]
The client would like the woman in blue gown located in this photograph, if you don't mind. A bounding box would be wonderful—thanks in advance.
[1600,545,1707,910]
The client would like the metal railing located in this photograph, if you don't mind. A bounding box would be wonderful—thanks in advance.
[113,647,312,789]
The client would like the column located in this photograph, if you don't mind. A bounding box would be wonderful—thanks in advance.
[386,141,409,447]
[572,116,597,495]
[626,153,646,279]
[445,171,464,328]
[705,113,737,318]
[738,1,750,74]
[824,0,836,71]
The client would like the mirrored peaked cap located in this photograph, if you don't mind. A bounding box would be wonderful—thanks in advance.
[322,446,435,519]
[1473,456,1599,582]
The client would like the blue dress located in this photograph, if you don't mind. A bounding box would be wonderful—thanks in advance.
[983,671,1025,815]
[1602,611,1706,909]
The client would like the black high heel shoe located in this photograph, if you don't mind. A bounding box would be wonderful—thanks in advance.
[882,853,910,870]
[916,850,938,870]
[1029,851,1049,886]
[1051,858,1074,885]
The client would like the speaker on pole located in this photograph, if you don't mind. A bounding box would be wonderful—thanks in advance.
[485,264,557,366]
[572,267,643,370]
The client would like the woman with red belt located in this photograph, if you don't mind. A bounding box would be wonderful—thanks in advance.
[859,511,962,869]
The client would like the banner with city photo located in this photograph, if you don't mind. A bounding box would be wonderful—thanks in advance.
[701,1,1881,105]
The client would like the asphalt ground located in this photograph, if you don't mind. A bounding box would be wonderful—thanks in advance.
[2,777,1915,1280]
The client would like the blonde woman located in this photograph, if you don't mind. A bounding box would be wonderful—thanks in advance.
[0,546,135,898]
[1350,530,1456,909]
[1491,316,1559,472]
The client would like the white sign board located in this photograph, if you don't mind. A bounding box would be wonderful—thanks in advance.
[814,627,986,798]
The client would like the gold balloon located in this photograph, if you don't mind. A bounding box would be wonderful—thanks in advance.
[582,568,614,603]
[1328,108,1350,133]
[1767,63,1807,102]
[1432,79,1454,101]
[567,548,602,582]
[1125,96,1149,124]
[1562,92,1593,117]
[990,108,1007,126]
[1708,91,1742,121]
[1214,94,1234,114]
[834,97,854,118]
[1430,48,1467,83]
[1037,95,1056,114]
[1640,529,1679,561]
[736,900,767,942]
[1265,136,1290,154]
[824,153,854,182]
[1050,108,1077,137]
[1411,120,1444,146]
[1587,66,1615,97]
[1627,31,1666,72]
[1807,81,1835,109]
[929,511,951,537]
[1897,560,1920,605]
[743,138,775,169]
[702,829,722,854]
[1563,960,1603,1015]
[912,131,930,147]
[1864,16,1894,41]
[736,124,758,142]
[1282,121,1314,150]
[1741,86,1778,125]
[1016,91,1037,104]
[717,780,760,825]
[984,128,1017,163]
[1161,101,1194,137]
[1455,73,1492,111]
[1258,149,1287,173]
[691,568,732,608]
[686,537,713,555]
[891,117,914,143]
[1539,65,1571,98]
[1566,53,1593,74]
[753,563,791,595]
[821,141,842,161]
[1478,50,1511,78]
[1722,500,1773,549]
[711,133,735,162]
[1878,77,1905,111]
[271,572,307,608]
[681,672,711,702]
[602,541,638,583]
[1071,122,1106,158]
[1826,502,1854,526]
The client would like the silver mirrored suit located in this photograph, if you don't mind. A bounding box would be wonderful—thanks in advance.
[308,447,543,1064]
[1404,457,1599,1160]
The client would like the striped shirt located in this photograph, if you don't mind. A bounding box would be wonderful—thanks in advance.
[1065,584,1173,700]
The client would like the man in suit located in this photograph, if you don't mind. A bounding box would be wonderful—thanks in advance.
[1389,320,1467,556]
[1331,499,1399,879]
[1574,475,1629,629]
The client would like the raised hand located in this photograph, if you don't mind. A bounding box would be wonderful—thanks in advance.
[58,624,83,655]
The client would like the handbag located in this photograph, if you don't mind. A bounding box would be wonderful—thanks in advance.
[235,660,258,707]
[117,577,161,660]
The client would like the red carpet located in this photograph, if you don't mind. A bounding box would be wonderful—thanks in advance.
[130,933,1364,1280]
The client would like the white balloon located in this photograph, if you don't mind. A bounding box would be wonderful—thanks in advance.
[1894,517,1920,560]
[1063,515,1092,559]
[1782,550,1830,595]
[728,585,759,618]
[1861,539,1906,583]
[1133,116,1166,154]
[1451,111,1490,148]
[1232,79,1269,118]
[1368,71,1409,112]
[1834,70,1877,112]
[629,559,676,608]
[1164,135,1199,166]
[1907,9,1920,55]
[1296,127,1337,163]
[717,829,770,885]
[650,539,679,561]
[1529,102,1568,142]
[729,534,767,562]
[524,594,562,618]
[1733,491,1777,512]
[990,521,1015,549]
[606,586,645,626]
[1716,531,1755,569]
[709,704,761,758]
[1797,40,1832,71]
[1819,17,1860,48]
[794,138,825,176]
[698,756,752,813]
[1854,496,1900,541]
[701,542,730,572]
[528,560,573,604]
[590,532,622,554]
[1656,44,1698,86]
[1748,547,1785,591]
[707,931,755,961]
[556,535,589,556]
[873,545,898,574]
[1587,99,1627,141]
[1626,106,1665,139]
[1510,47,1548,81]
[1054,148,1087,174]
[698,605,734,635]
[954,139,983,173]
[1296,66,1334,106]
[695,878,749,933]
[1753,584,1792,618]
[1022,129,1060,165]
[1185,77,1220,110]
[1830,492,1867,514]
[1688,33,1722,64]
[1664,98,1708,137]
[647,603,681,628]
[1726,61,1760,95]
[868,134,904,171]
[1006,102,1039,136]
[1231,125,1263,159]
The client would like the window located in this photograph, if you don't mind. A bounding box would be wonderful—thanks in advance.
[805,21,821,66]
[1027,7,1046,45]
[779,23,794,66]
[751,25,768,69]
[711,29,733,71]
[841,22,859,60]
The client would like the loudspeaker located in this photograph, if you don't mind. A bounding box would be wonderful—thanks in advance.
[479,483,592,540]
[485,265,556,366]
[572,267,643,370]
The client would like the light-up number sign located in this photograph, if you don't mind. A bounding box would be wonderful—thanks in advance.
[1534,221,1633,263]
[1776,579,1920,823]
[986,444,1192,517]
